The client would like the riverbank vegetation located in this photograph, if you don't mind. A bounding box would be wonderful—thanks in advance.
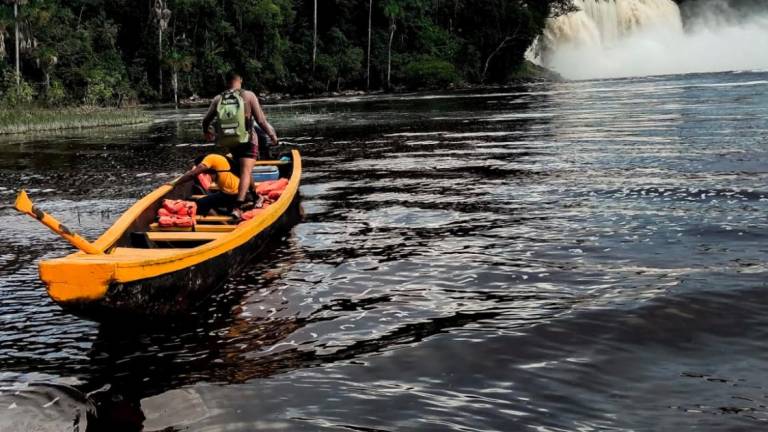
[0,108,149,134]
[0,0,574,107]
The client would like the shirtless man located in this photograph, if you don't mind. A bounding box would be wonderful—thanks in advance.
[202,71,278,210]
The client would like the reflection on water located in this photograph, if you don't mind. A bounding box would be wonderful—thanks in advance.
[1,71,768,431]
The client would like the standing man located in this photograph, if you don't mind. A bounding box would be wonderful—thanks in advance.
[202,71,279,210]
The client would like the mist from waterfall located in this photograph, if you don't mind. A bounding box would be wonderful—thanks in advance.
[531,0,768,80]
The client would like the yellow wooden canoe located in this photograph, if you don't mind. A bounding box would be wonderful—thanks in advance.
[38,150,302,318]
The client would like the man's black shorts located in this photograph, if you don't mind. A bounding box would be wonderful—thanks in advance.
[229,140,258,160]
[229,127,271,160]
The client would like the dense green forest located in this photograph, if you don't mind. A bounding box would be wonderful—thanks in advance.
[0,0,574,107]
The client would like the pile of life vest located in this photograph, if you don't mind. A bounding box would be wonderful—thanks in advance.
[158,200,197,227]
[197,173,213,191]
[256,178,289,200]
[241,178,289,222]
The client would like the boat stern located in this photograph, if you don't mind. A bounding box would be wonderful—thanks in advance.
[39,258,115,304]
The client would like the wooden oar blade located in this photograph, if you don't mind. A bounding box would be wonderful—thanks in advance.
[14,190,34,215]
[13,190,102,255]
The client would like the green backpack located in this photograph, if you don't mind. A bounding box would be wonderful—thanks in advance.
[215,90,249,148]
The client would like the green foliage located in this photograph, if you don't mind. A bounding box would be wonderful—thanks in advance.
[1,73,36,105]
[83,67,129,106]
[0,107,149,134]
[402,56,459,89]
[45,80,67,106]
[0,0,572,104]
[314,28,364,91]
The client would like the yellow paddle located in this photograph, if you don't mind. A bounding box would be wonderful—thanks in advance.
[14,190,102,255]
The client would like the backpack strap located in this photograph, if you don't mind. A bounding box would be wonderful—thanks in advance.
[240,89,255,130]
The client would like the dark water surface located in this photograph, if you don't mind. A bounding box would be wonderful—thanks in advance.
[1,71,768,431]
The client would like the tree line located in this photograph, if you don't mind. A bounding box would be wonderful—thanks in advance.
[0,0,574,107]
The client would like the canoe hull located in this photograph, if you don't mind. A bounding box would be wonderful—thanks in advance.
[39,150,303,321]
[59,197,301,320]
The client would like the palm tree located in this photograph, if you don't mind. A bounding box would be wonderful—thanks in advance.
[165,48,194,108]
[153,0,172,99]
[0,12,13,61]
[33,45,57,94]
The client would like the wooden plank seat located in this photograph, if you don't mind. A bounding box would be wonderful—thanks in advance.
[255,160,290,165]
[146,232,225,243]
[196,215,235,223]
[149,223,236,233]
[152,214,235,223]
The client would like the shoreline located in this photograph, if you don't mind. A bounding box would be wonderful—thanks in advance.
[173,80,563,109]
[3,63,563,125]
[0,108,151,135]
[170,61,564,108]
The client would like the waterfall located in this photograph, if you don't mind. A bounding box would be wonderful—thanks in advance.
[529,0,768,79]
[530,0,683,66]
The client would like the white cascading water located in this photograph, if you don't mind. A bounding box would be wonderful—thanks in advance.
[539,0,683,53]
[530,0,768,79]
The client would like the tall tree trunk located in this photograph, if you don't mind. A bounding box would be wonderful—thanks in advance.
[14,1,19,92]
[311,0,317,75]
[155,0,171,100]
[366,0,372,89]
[387,18,395,89]
[172,69,178,108]
[481,22,520,83]
[481,37,510,83]
[158,30,163,99]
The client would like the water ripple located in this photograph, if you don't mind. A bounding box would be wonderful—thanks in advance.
[1,70,767,430]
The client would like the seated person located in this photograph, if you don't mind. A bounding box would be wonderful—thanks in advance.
[175,154,244,216]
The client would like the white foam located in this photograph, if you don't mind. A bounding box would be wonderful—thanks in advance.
[536,0,768,79]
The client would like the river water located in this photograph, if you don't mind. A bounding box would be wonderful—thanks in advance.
[0,71,767,431]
